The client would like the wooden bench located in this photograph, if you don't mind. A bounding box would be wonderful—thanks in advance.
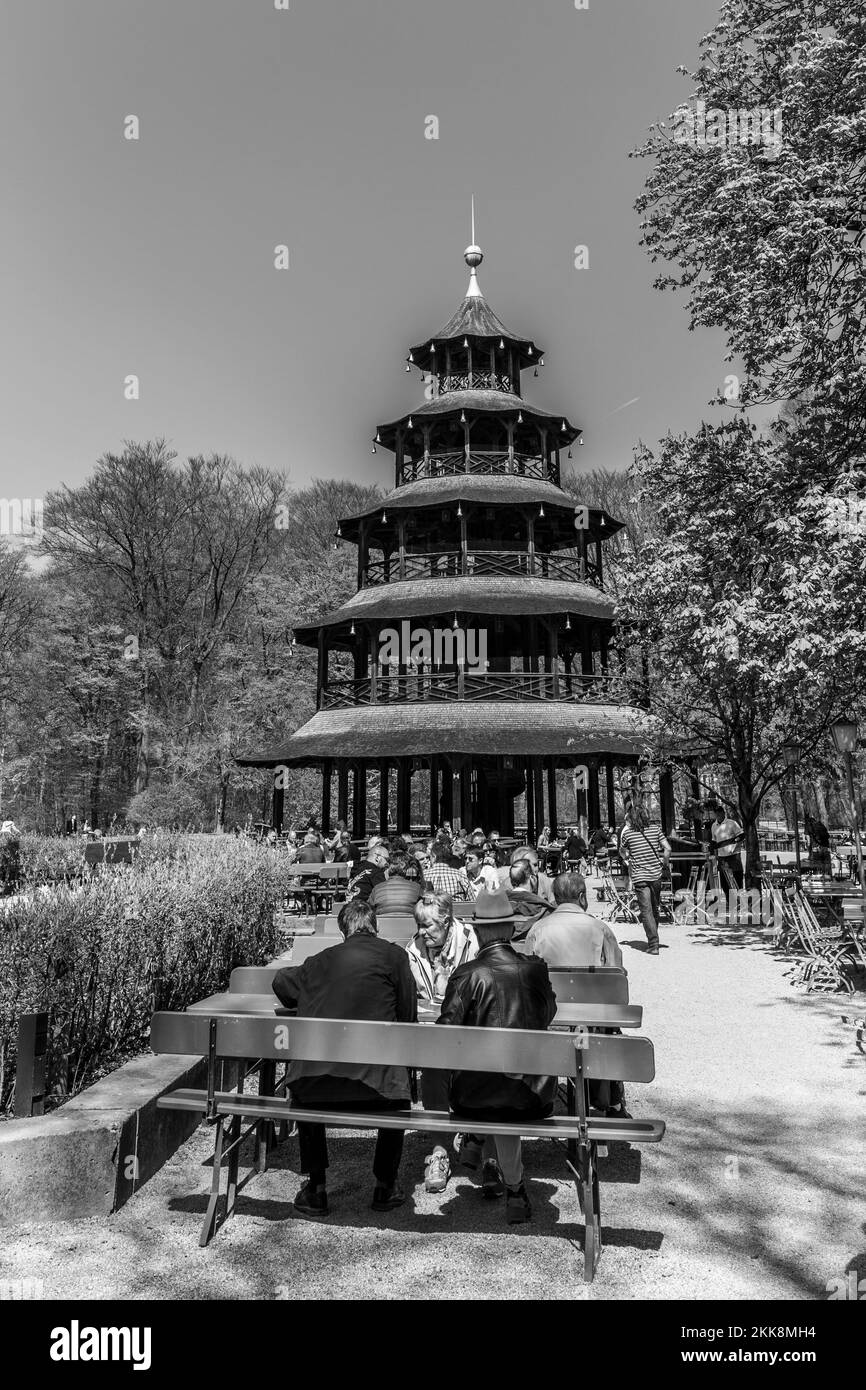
[548,968,628,1006]
[284,864,350,916]
[152,1012,662,1282]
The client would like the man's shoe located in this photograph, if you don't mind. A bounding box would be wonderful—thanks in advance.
[481,1158,504,1199]
[293,1181,329,1218]
[606,1105,633,1121]
[423,1148,451,1193]
[505,1183,532,1225]
[371,1183,406,1211]
[453,1133,483,1171]
[647,944,660,955]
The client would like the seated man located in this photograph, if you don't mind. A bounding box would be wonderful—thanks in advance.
[407,892,478,1193]
[272,899,416,1217]
[437,890,557,1225]
[425,844,470,900]
[525,871,623,969]
[526,872,628,1119]
[497,844,556,906]
[296,830,326,864]
[505,859,553,938]
[368,852,423,915]
[464,845,498,897]
[346,839,390,901]
[564,825,588,866]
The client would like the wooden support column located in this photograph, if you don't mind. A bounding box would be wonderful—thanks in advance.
[337,763,349,825]
[463,415,471,472]
[379,759,389,837]
[368,624,378,704]
[395,428,404,488]
[525,759,535,843]
[440,760,454,829]
[429,755,439,833]
[396,760,411,833]
[605,756,616,830]
[550,620,560,698]
[317,628,326,710]
[358,519,368,590]
[271,771,284,834]
[547,758,558,838]
[353,763,366,840]
[534,757,546,839]
[659,766,675,837]
[527,514,536,577]
[588,760,601,832]
[321,758,332,834]
[398,519,406,580]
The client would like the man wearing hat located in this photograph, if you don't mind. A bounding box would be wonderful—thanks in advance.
[436,889,557,1224]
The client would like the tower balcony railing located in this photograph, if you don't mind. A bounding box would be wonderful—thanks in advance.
[320,670,645,711]
[436,371,513,395]
[400,450,555,485]
[364,549,603,588]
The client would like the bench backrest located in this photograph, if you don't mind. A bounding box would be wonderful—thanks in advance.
[321,914,416,937]
[549,968,629,1005]
[150,1012,655,1082]
[290,934,413,965]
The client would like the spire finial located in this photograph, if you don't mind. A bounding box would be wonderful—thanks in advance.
[464,194,483,298]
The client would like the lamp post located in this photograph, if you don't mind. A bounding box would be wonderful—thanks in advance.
[781,741,802,876]
[830,716,866,928]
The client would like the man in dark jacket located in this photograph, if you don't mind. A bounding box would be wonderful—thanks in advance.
[437,890,557,1225]
[346,839,390,901]
[272,898,416,1217]
[505,859,553,938]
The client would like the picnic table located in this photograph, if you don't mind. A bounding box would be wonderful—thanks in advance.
[185,991,643,1032]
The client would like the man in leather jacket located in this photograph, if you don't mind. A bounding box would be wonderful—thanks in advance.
[437,889,557,1224]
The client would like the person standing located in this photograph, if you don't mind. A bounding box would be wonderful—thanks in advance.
[618,803,671,955]
[710,803,745,891]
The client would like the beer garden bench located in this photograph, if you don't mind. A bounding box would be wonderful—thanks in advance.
[151,960,660,1284]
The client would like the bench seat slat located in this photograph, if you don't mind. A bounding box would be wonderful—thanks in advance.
[150,1013,656,1081]
[156,1089,665,1144]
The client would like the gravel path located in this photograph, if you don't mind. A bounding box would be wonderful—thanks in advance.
[1,908,863,1301]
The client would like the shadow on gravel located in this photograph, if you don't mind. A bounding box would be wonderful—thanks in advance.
[168,1131,662,1256]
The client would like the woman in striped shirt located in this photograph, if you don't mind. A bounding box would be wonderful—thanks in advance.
[618,803,671,955]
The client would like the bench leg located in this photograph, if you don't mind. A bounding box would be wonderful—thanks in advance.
[582,1141,602,1283]
[200,1118,226,1247]
[256,1061,277,1174]
[224,1061,245,1218]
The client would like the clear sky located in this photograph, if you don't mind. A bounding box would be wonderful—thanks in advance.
[1,0,733,502]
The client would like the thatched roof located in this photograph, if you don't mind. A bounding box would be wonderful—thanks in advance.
[338,476,621,540]
[237,701,661,767]
[408,296,542,372]
[293,576,614,645]
[375,390,580,450]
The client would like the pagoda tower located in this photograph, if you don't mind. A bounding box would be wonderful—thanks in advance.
[241,236,668,840]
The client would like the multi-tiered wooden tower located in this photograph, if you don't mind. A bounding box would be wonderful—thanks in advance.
[242,238,665,838]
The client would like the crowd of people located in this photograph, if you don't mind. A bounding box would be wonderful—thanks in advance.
[272,816,637,1226]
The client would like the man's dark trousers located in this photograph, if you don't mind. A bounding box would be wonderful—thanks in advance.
[293,1080,407,1185]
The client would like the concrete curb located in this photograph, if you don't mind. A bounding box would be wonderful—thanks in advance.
[0,1053,206,1223]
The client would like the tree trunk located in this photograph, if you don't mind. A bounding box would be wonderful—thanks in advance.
[217,771,229,832]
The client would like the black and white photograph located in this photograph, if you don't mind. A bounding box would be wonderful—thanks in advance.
[0,0,863,1347]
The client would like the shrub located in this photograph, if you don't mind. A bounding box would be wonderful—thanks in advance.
[0,836,296,1113]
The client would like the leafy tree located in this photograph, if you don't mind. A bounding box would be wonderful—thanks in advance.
[618,419,863,881]
[634,0,866,473]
